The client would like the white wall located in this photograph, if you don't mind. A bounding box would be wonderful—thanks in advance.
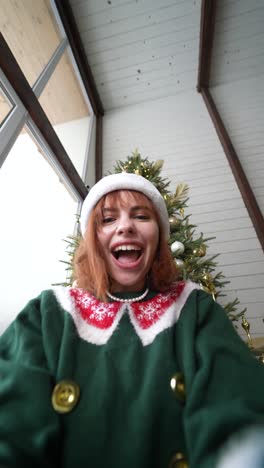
[102,91,264,339]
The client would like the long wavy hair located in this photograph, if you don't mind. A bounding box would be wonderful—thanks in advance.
[73,190,178,301]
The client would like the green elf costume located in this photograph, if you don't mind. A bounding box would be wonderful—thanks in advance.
[0,173,264,468]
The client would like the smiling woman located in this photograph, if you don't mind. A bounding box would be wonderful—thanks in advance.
[74,174,178,300]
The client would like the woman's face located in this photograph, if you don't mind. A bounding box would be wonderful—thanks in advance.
[97,191,159,293]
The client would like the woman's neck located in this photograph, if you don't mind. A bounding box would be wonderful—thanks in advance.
[106,287,149,303]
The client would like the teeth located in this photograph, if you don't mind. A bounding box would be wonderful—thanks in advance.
[114,245,141,252]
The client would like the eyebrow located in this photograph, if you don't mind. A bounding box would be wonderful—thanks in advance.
[131,205,152,212]
[102,205,152,214]
[102,208,118,213]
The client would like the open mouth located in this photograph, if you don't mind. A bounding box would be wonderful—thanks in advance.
[112,244,143,264]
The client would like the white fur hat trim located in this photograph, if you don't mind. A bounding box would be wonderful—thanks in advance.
[80,173,170,239]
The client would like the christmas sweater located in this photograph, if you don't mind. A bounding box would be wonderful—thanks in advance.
[0,280,264,468]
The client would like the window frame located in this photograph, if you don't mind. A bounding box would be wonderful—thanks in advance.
[0,0,96,201]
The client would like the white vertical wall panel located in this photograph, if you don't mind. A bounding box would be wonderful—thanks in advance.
[102,91,264,338]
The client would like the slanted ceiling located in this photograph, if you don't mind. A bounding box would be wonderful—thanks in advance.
[68,0,201,110]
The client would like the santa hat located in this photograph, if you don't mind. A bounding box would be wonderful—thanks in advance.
[80,172,170,238]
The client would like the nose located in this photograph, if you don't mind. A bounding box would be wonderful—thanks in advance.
[116,216,135,235]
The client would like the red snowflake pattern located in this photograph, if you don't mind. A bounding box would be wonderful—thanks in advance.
[70,288,121,329]
[131,281,185,329]
[69,282,185,331]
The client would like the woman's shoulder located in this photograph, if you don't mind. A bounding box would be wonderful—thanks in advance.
[0,288,68,367]
[20,287,67,318]
[1,288,69,341]
[163,280,201,301]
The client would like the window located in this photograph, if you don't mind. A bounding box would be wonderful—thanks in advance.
[0,0,93,185]
[0,125,78,332]
[0,0,93,333]
[0,0,62,86]
[39,47,91,178]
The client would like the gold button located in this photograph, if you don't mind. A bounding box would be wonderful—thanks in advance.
[170,373,185,402]
[169,452,188,468]
[52,380,80,414]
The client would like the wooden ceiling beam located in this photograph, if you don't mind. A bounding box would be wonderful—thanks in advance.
[197,0,217,91]
[0,32,88,201]
[201,88,264,250]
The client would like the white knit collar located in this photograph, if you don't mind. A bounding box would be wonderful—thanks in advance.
[54,280,199,347]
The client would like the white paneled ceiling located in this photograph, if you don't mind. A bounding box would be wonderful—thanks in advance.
[68,0,201,110]
[211,0,264,86]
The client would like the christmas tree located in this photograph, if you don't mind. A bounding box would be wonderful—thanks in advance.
[111,149,246,323]
[57,149,246,324]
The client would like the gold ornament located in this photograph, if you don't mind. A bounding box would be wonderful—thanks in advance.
[199,245,206,256]
[169,216,180,231]
[201,271,212,284]
[241,316,253,347]
[201,285,211,294]
[134,169,140,175]
[175,258,184,269]
[200,282,216,301]
[179,208,185,217]
[207,282,216,300]
[193,245,206,257]
[207,282,216,293]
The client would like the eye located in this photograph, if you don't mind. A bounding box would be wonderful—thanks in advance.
[134,214,150,220]
[102,216,115,224]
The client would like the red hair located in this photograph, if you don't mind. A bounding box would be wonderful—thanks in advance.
[73,190,178,301]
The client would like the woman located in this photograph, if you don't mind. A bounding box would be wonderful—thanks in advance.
[0,172,264,468]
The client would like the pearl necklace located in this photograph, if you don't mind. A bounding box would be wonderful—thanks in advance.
[106,288,149,303]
